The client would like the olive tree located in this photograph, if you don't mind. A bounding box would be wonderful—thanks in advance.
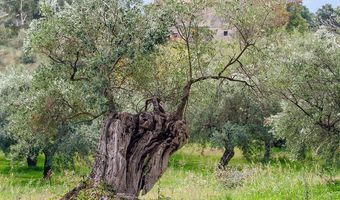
[190,84,280,168]
[0,68,39,166]
[26,0,284,198]
[264,31,340,166]
[0,0,40,28]
[0,0,72,28]
[26,0,179,197]
[315,4,340,34]
[3,64,102,176]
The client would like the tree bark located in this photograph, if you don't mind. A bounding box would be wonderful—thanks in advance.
[43,150,54,180]
[62,99,188,199]
[217,141,235,169]
[27,155,38,168]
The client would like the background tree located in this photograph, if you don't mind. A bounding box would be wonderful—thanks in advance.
[262,31,340,167]
[300,4,316,29]
[286,0,310,33]
[190,83,280,168]
[315,4,340,34]
[7,59,110,178]
[0,0,40,28]
[0,0,72,28]
[0,68,40,167]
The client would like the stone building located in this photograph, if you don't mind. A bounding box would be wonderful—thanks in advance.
[170,7,234,41]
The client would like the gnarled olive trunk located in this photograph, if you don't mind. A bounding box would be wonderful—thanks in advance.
[62,104,188,199]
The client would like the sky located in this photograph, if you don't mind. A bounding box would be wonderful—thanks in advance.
[303,0,340,13]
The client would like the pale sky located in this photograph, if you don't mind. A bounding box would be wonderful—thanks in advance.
[303,0,340,13]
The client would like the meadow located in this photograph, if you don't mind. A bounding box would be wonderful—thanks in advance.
[0,145,339,200]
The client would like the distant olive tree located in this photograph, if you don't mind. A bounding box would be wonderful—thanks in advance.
[190,84,280,168]
[264,31,340,166]
[316,4,340,34]
[0,0,40,28]
[0,68,38,166]
[7,64,103,178]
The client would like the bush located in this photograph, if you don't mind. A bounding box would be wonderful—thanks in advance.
[0,26,15,46]
[215,166,256,188]
[19,53,36,64]
[76,181,116,200]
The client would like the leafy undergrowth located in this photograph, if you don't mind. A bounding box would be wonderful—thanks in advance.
[0,145,339,200]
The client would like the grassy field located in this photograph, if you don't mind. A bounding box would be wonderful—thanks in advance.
[0,145,339,200]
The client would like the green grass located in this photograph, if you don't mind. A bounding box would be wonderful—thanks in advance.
[0,153,85,200]
[0,145,339,200]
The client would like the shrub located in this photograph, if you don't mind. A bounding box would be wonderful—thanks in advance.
[0,26,15,46]
[19,53,36,64]
[215,166,256,188]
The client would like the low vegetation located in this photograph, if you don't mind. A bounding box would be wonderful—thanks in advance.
[0,145,339,200]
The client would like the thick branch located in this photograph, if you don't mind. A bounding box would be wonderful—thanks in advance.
[110,55,123,74]
[282,92,339,133]
[145,97,165,113]
[70,51,80,81]
[281,92,312,118]
[0,14,9,19]
[173,20,254,120]
[174,81,192,119]
[175,75,253,119]
[218,42,253,76]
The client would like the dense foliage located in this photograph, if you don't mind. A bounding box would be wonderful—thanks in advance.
[263,31,340,166]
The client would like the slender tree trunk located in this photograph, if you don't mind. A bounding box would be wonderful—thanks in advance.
[217,141,234,169]
[62,98,188,199]
[200,145,205,156]
[297,143,307,160]
[325,130,340,166]
[43,150,54,180]
[263,141,271,162]
[27,155,38,168]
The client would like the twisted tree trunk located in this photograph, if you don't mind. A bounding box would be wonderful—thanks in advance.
[62,98,188,199]
[217,141,235,169]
